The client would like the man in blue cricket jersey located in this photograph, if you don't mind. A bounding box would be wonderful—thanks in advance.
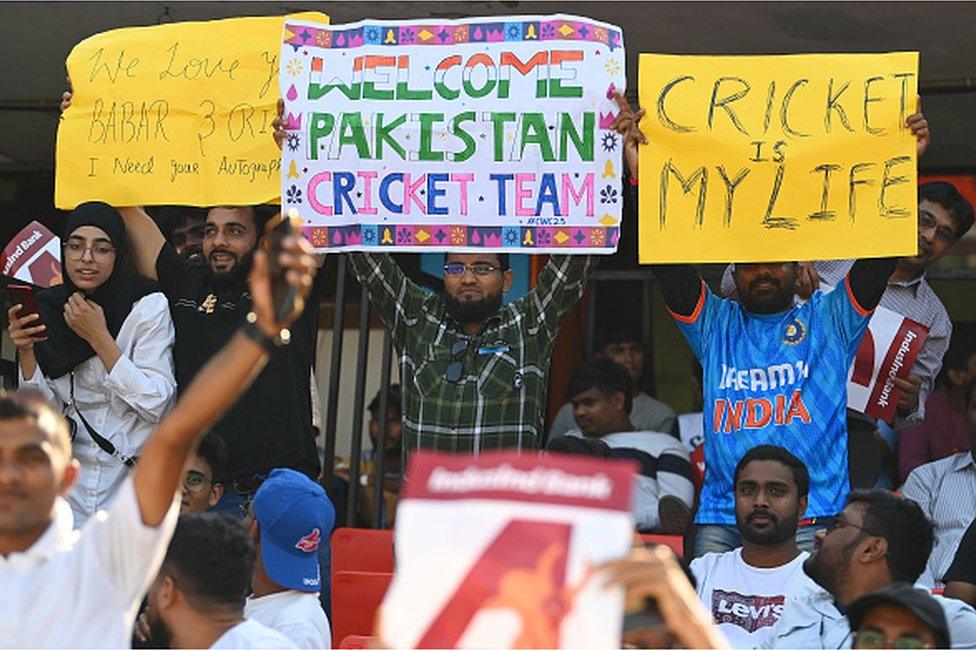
[612,93,930,557]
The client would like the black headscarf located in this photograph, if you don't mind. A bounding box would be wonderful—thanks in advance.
[34,202,159,378]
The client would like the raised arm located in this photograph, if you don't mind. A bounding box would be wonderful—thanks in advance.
[117,207,166,280]
[132,233,317,525]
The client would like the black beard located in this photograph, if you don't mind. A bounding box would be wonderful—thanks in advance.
[208,249,255,290]
[146,612,173,649]
[738,511,798,546]
[442,290,503,324]
[740,280,794,314]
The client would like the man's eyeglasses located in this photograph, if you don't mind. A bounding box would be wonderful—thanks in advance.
[443,262,501,276]
[183,470,214,494]
[824,516,883,538]
[64,240,116,261]
[854,629,931,649]
[445,339,469,382]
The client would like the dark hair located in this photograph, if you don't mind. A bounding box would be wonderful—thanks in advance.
[966,379,976,410]
[919,181,975,240]
[443,252,509,270]
[847,489,934,584]
[210,205,279,234]
[145,206,207,241]
[567,355,633,414]
[161,513,255,612]
[734,445,810,498]
[940,323,976,384]
[4,390,71,457]
[595,324,643,352]
[196,432,228,483]
[545,435,615,460]
[368,384,402,417]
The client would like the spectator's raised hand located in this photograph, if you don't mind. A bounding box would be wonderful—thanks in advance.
[60,76,73,114]
[272,98,286,150]
[248,228,316,337]
[907,98,929,158]
[795,262,821,300]
[611,92,647,178]
[600,545,730,649]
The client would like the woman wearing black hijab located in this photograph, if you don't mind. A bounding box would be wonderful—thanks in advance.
[8,202,177,527]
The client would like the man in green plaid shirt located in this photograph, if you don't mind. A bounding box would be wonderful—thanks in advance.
[348,251,595,458]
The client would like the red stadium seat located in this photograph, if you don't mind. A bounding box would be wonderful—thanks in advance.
[338,635,376,649]
[332,571,393,646]
[639,533,684,557]
[331,527,395,574]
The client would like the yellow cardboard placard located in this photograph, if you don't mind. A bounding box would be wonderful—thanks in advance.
[55,13,328,209]
[637,52,919,263]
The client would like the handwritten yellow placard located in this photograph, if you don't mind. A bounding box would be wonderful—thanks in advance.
[637,52,919,263]
[55,13,328,209]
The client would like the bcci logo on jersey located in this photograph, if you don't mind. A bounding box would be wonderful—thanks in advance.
[783,318,806,345]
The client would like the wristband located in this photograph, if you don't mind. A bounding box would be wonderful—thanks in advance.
[629,176,639,186]
[241,312,290,352]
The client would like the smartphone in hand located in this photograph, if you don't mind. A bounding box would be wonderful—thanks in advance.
[7,284,45,328]
[264,213,305,324]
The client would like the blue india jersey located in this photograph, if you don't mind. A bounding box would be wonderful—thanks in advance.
[673,278,872,525]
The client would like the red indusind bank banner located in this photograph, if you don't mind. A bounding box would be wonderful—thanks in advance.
[847,303,929,422]
[377,451,635,648]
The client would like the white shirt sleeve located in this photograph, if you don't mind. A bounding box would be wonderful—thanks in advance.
[655,440,695,508]
[76,476,179,604]
[18,364,62,411]
[102,293,176,423]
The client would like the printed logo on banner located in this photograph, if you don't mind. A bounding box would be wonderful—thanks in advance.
[848,311,929,421]
[280,14,626,254]
[2,221,61,287]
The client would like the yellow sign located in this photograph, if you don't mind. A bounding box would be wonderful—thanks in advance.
[55,13,328,209]
[637,52,919,263]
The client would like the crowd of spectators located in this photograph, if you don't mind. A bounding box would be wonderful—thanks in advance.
[4,57,976,650]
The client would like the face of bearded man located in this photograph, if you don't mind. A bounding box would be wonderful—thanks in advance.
[202,207,259,290]
[441,253,510,325]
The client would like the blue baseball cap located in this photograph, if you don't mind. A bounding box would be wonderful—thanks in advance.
[253,468,335,592]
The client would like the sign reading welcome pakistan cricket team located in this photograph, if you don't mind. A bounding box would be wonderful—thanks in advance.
[279,15,625,253]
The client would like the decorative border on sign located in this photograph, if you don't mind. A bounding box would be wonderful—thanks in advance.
[284,19,623,52]
[303,224,619,249]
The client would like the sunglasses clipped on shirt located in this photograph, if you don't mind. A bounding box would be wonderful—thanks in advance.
[445,339,469,382]
[443,262,501,276]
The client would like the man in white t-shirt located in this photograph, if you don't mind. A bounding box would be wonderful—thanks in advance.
[565,355,694,533]
[244,468,334,648]
[145,513,295,649]
[691,445,819,648]
[0,235,318,648]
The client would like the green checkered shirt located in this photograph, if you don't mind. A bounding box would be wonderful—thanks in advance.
[348,252,595,456]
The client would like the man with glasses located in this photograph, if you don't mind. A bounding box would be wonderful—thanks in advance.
[849,583,951,649]
[180,431,226,514]
[347,250,594,459]
[762,489,976,648]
